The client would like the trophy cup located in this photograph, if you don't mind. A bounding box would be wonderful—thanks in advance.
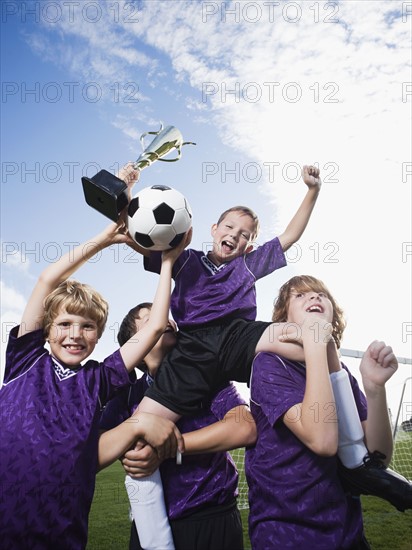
[82,124,196,221]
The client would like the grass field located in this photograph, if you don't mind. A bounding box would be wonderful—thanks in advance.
[87,435,412,549]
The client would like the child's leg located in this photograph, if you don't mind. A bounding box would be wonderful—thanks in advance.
[126,397,181,550]
[125,469,174,550]
[255,322,305,362]
[137,396,181,422]
[329,369,368,468]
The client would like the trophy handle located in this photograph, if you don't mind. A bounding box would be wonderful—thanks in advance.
[139,123,164,152]
[158,141,197,162]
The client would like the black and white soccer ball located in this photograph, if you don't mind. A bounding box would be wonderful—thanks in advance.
[128,185,192,251]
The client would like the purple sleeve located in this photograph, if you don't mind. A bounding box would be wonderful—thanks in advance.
[251,353,303,427]
[99,387,131,431]
[97,349,135,405]
[252,354,369,429]
[245,237,287,280]
[144,248,191,278]
[209,383,246,420]
[4,326,47,383]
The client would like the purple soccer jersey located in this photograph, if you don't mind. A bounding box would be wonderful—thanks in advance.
[245,352,368,550]
[144,237,286,327]
[100,376,243,519]
[0,326,133,550]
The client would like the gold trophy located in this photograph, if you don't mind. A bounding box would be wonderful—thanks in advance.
[82,124,196,221]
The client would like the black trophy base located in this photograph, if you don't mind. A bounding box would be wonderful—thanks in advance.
[82,170,128,222]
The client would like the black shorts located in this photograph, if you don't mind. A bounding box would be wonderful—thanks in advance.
[129,500,244,550]
[145,319,271,415]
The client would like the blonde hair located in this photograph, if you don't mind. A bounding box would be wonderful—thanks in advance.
[217,206,260,240]
[272,275,346,348]
[43,280,109,339]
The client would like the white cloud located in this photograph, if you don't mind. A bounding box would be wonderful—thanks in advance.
[0,281,26,314]
[17,0,410,358]
[0,285,26,386]
[112,116,142,141]
[0,243,31,273]
[113,0,409,175]
[119,0,411,357]
[23,1,156,89]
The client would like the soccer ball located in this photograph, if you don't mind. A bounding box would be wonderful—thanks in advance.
[128,185,192,251]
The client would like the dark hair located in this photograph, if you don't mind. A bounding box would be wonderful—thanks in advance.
[117,302,153,346]
[117,302,153,372]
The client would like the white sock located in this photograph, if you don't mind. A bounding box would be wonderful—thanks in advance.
[125,470,175,550]
[330,369,368,468]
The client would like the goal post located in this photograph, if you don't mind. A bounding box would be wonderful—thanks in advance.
[392,376,412,481]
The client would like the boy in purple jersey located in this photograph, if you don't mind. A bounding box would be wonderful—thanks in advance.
[98,302,256,550]
[123,165,321,547]
[0,165,189,550]
[140,165,321,415]
[245,275,406,549]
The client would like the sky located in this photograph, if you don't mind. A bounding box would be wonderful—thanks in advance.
[1,0,411,420]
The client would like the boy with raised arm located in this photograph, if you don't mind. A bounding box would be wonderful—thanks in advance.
[0,165,189,549]
[124,165,321,547]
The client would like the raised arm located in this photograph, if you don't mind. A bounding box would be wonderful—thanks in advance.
[118,229,191,373]
[278,165,321,252]
[360,341,397,465]
[281,316,338,456]
[18,222,131,338]
[19,162,141,338]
